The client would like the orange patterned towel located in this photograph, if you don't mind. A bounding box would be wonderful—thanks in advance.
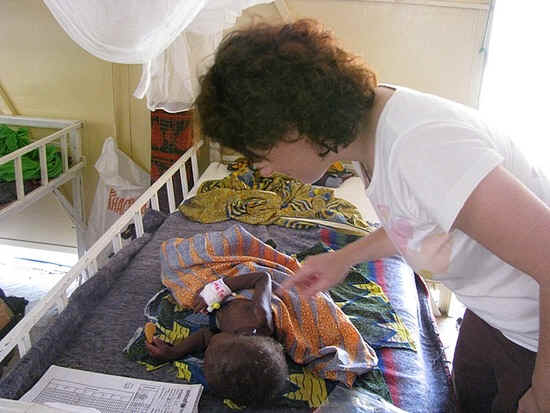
[160,225,378,387]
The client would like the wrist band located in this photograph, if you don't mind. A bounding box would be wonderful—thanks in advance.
[200,278,232,312]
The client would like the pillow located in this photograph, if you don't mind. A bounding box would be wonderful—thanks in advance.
[312,161,355,188]
[333,177,380,224]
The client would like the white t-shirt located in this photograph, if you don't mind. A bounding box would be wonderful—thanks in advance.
[356,86,550,352]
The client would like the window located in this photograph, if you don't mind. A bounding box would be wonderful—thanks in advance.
[479,1,550,174]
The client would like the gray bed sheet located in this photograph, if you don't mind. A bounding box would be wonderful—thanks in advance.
[0,211,453,412]
[0,212,337,412]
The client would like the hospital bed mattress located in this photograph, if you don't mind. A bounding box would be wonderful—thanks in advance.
[0,211,454,412]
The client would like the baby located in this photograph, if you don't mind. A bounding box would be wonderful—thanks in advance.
[145,271,289,406]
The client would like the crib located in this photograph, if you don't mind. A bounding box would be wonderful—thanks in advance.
[0,140,455,412]
[0,138,201,364]
[0,115,86,257]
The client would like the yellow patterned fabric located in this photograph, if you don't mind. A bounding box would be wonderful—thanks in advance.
[179,166,373,232]
[286,369,328,408]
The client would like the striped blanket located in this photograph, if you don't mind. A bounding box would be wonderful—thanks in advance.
[160,225,378,387]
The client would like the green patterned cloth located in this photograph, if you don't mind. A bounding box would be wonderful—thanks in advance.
[295,243,416,352]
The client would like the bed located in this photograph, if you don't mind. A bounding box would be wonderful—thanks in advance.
[0,115,86,257]
[0,142,455,412]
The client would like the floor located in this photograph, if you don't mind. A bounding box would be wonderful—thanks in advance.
[436,314,462,363]
[1,244,78,375]
[429,282,466,365]
[0,244,77,310]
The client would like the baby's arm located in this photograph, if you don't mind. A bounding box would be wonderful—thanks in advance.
[145,327,214,361]
[224,271,274,334]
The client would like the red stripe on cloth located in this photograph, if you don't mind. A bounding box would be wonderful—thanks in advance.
[380,347,400,406]
[374,259,387,294]
[372,259,400,404]
[320,228,331,246]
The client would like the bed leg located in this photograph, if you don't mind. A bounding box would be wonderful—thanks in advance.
[72,175,86,257]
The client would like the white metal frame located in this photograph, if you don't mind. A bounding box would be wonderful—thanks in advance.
[0,140,202,367]
[0,115,86,257]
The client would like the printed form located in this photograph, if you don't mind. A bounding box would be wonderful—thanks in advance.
[20,365,202,413]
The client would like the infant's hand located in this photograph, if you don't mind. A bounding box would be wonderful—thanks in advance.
[192,291,208,313]
[145,337,178,361]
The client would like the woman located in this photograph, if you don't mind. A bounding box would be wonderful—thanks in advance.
[195,19,550,413]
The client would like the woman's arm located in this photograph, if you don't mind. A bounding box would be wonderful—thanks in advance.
[145,327,214,361]
[224,271,274,334]
[279,227,398,296]
[334,226,398,265]
[453,165,550,413]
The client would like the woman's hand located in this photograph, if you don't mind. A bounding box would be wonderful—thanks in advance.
[280,250,352,297]
[145,337,180,361]
[279,227,396,297]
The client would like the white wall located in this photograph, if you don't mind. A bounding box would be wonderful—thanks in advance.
[239,0,490,106]
[0,0,151,251]
[0,0,489,251]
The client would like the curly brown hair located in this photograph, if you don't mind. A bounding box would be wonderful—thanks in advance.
[195,19,377,160]
[203,335,289,406]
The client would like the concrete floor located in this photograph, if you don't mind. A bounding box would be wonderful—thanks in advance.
[435,292,466,365]
[436,314,462,363]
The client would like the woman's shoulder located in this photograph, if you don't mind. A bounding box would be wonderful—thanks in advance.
[381,85,479,127]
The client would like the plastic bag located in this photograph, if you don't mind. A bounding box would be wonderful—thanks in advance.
[316,385,408,413]
[86,138,149,258]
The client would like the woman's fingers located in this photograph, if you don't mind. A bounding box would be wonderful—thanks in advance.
[279,267,317,292]
[278,251,351,297]
[279,266,324,296]
[299,276,328,297]
[294,273,322,296]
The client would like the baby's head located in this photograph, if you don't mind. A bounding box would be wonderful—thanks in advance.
[203,333,288,406]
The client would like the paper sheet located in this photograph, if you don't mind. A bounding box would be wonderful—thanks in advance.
[20,365,202,413]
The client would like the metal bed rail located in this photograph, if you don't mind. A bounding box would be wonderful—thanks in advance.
[0,140,203,364]
[0,115,86,256]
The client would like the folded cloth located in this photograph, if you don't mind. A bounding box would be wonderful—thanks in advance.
[160,224,378,387]
[313,161,356,188]
[179,166,372,232]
